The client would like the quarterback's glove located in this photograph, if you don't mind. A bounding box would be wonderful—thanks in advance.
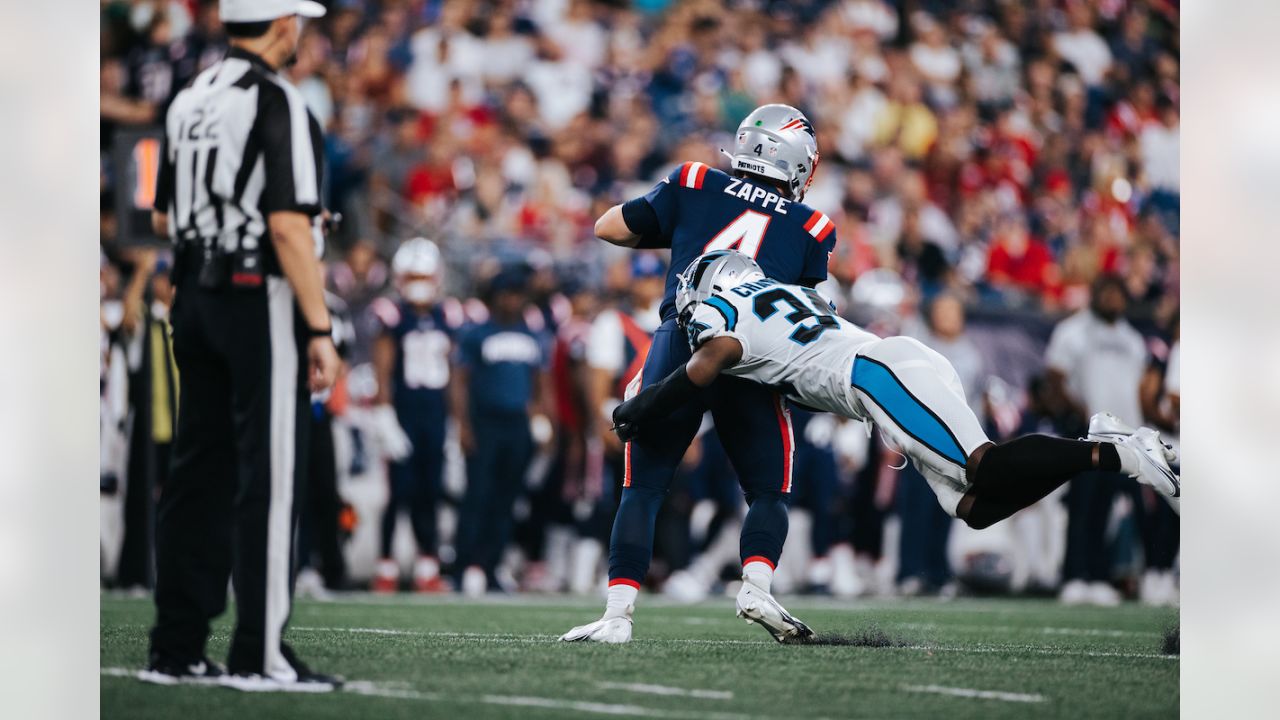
[371,404,413,462]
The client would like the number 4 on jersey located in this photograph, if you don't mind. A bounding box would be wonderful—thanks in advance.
[704,209,771,258]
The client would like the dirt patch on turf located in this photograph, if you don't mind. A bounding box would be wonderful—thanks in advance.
[1162,625,1179,655]
[790,626,910,648]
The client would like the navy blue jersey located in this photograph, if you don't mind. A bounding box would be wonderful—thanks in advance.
[457,319,545,417]
[628,161,837,321]
[371,297,463,418]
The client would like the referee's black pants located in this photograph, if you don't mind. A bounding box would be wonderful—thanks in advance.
[149,274,310,679]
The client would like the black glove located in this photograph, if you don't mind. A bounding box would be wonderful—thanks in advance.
[612,399,643,442]
[610,365,702,443]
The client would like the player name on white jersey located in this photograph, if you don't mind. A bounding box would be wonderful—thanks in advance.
[688,279,881,420]
[727,277,780,297]
[723,177,790,214]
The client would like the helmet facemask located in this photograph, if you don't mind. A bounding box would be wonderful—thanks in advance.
[675,250,764,331]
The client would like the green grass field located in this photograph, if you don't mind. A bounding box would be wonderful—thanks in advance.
[101,593,1178,719]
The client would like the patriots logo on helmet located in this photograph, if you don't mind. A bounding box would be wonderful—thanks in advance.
[779,117,815,138]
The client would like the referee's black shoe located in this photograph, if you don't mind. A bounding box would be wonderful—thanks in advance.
[221,644,343,693]
[137,653,227,686]
[282,643,344,690]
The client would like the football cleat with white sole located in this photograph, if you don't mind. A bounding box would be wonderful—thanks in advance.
[1086,412,1180,501]
[1087,412,1177,464]
[558,606,633,644]
[1058,579,1090,606]
[221,643,342,693]
[137,655,225,686]
[735,579,814,644]
[219,673,338,693]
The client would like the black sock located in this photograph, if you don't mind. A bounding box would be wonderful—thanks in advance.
[607,485,667,585]
[967,435,1114,529]
[1097,442,1121,473]
[739,491,790,567]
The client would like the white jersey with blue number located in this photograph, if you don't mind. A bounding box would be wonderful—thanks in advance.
[686,278,880,419]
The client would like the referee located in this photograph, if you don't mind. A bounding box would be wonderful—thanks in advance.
[142,0,341,691]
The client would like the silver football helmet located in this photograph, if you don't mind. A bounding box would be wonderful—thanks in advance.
[675,250,765,322]
[392,236,442,277]
[727,104,820,202]
[392,237,443,304]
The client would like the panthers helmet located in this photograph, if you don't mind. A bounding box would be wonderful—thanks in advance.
[727,104,820,202]
[675,250,764,324]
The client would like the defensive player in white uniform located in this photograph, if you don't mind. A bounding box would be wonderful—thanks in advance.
[613,252,1180,584]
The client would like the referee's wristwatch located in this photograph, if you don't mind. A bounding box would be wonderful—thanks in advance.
[307,324,333,339]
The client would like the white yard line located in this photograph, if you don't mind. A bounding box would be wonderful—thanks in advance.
[292,625,422,636]
[597,682,733,700]
[1040,626,1154,638]
[902,684,1045,704]
[343,680,444,701]
[895,622,1160,638]
[952,644,1175,660]
[105,669,754,720]
[287,625,1178,660]
[480,694,751,719]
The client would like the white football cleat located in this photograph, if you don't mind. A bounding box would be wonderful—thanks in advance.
[1086,581,1122,607]
[1087,412,1180,502]
[559,606,633,644]
[735,579,814,644]
[1087,412,1177,464]
[1124,426,1181,499]
[461,566,487,598]
[1059,579,1090,605]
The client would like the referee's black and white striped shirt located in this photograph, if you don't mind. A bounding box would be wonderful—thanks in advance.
[155,47,324,276]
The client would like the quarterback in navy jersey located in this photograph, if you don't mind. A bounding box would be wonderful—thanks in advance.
[368,238,464,593]
[562,104,835,644]
[631,156,836,322]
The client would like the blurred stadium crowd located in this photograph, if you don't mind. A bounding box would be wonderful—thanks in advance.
[100,0,1180,606]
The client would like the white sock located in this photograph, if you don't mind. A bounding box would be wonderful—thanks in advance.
[1114,443,1142,477]
[742,559,775,593]
[605,581,638,618]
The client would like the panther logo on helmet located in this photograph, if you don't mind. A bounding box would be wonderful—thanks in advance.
[674,250,765,331]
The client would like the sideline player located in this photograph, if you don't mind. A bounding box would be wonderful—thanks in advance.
[562,104,834,644]
[611,252,1180,611]
[368,237,462,592]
